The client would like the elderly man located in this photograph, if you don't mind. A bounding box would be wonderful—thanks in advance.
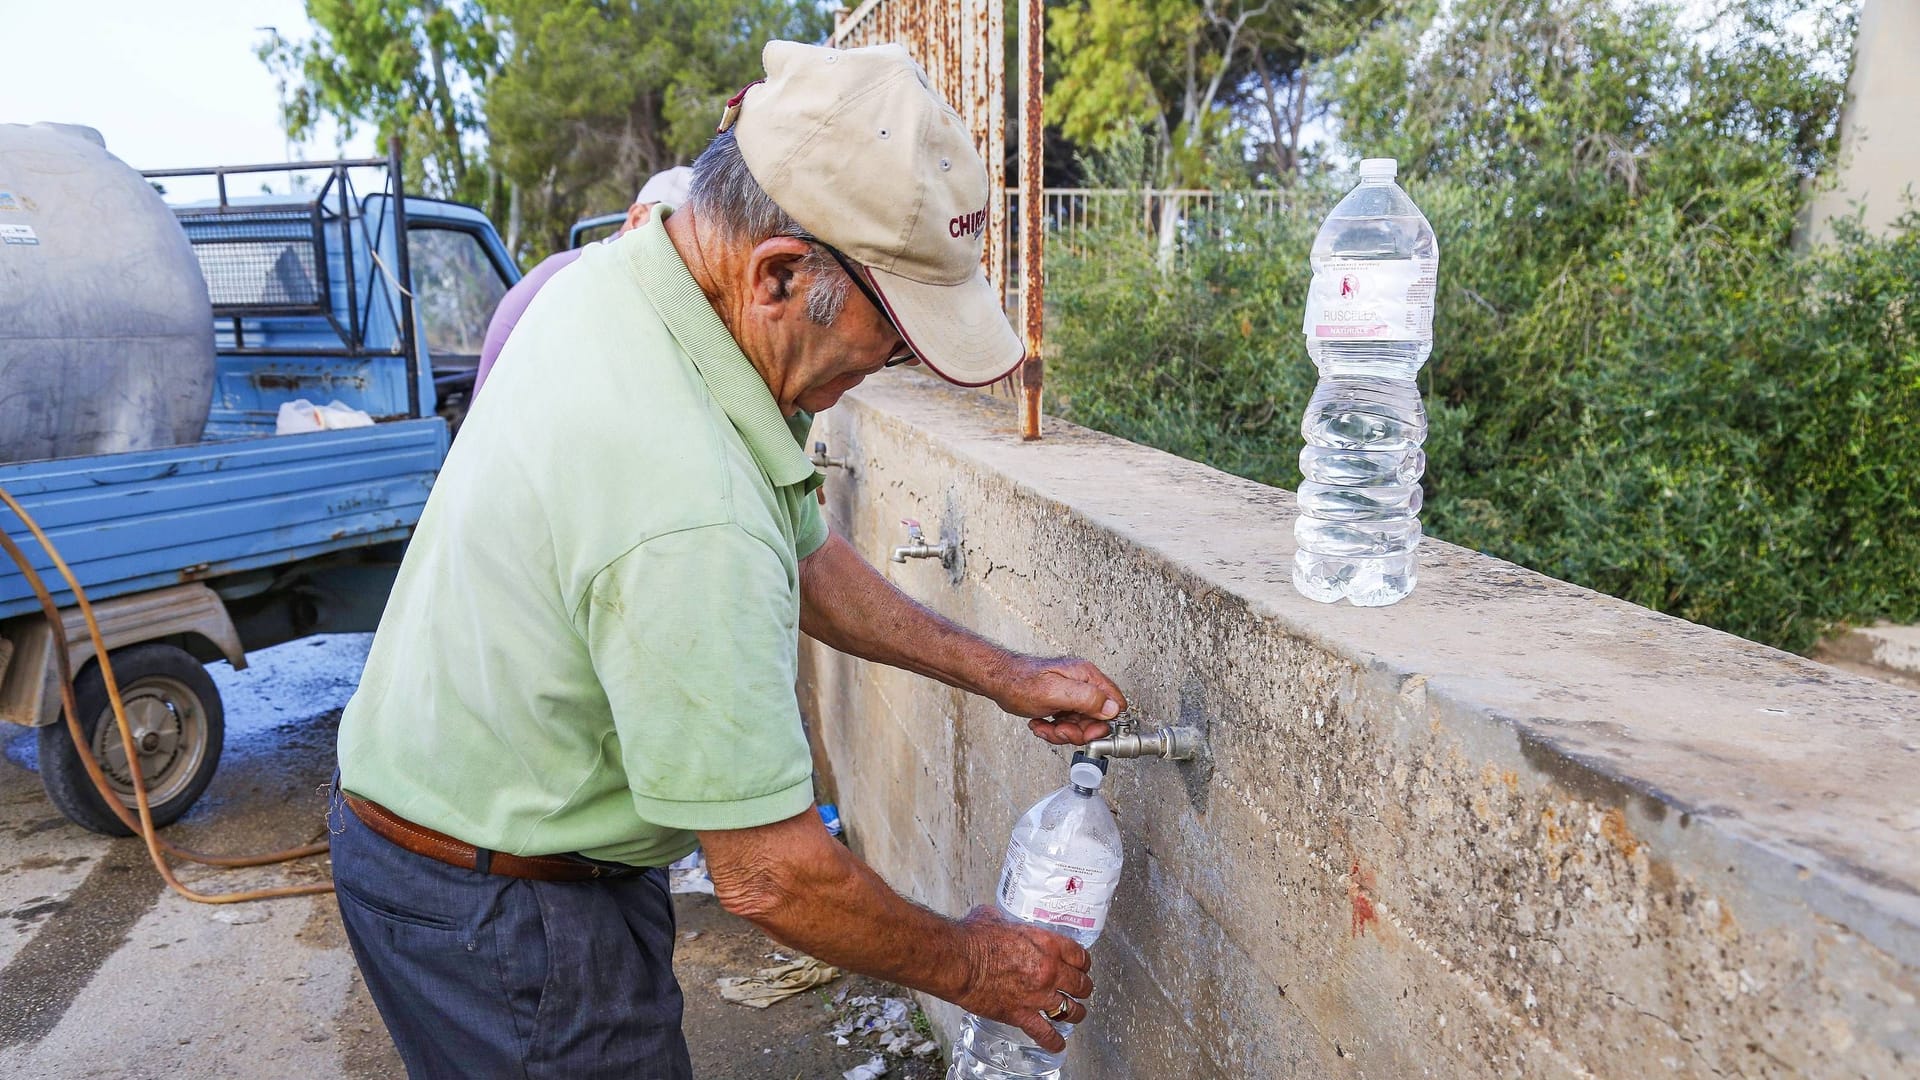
[330,41,1124,1078]
[472,166,693,399]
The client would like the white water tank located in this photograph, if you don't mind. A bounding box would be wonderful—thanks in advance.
[0,123,215,465]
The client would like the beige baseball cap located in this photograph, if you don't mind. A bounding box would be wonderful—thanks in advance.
[722,40,1022,387]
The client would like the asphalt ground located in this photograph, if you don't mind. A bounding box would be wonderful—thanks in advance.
[0,634,944,1079]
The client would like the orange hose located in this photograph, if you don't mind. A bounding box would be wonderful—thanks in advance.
[0,484,331,903]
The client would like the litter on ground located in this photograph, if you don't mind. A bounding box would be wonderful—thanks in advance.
[828,991,938,1058]
[669,848,715,895]
[715,954,843,1008]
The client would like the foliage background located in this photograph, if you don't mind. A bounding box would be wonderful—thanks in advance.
[1048,0,1920,652]
[259,0,828,259]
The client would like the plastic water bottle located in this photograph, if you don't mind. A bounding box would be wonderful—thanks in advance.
[1295,157,1438,606]
[948,754,1122,1080]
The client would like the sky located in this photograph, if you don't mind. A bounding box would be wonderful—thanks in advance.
[0,0,374,200]
[0,0,1856,197]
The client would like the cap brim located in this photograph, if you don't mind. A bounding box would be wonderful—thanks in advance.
[866,264,1023,387]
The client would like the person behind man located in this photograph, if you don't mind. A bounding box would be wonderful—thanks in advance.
[471,165,693,399]
[330,41,1126,1078]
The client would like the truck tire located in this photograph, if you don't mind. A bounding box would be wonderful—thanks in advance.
[37,643,226,837]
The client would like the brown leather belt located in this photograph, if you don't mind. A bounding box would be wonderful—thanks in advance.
[344,793,634,883]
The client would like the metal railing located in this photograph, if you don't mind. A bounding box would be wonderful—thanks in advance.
[1003,187,1297,310]
[1008,188,1295,251]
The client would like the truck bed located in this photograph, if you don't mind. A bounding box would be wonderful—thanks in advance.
[0,418,448,620]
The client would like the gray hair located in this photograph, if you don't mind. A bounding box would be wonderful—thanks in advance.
[688,131,850,326]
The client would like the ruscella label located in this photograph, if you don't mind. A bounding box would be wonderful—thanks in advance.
[997,837,1120,933]
[1302,256,1436,341]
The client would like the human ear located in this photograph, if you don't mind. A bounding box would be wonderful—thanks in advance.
[745,237,816,316]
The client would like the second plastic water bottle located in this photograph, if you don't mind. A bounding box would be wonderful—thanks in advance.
[1295,157,1438,606]
[947,754,1121,1080]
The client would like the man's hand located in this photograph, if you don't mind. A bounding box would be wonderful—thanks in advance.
[954,907,1094,1052]
[989,655,1127,746]
[700,811,1092,1052]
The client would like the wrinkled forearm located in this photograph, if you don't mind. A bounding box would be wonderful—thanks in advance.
[699,814,975,1002]
[798,531,1012,698]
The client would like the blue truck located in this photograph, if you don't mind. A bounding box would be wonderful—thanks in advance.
[0,140,519,833]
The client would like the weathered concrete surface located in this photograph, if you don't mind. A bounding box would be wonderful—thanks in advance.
[1818,623,1920,691]
[800,373,1920,1079]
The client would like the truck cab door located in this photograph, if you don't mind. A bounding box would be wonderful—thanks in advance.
[400,211,518,434]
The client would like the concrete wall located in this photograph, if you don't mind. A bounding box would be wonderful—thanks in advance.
[1804,0,1920,244]
[798,375,1920,1079]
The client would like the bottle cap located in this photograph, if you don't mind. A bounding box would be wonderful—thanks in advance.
[1358,157,1398,181]
[1070,751,1108,790]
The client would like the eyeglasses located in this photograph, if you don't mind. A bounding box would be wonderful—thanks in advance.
[800,235,919,368]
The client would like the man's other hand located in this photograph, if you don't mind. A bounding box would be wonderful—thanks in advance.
[989,656,1127,746]
[954,906,1094,1052]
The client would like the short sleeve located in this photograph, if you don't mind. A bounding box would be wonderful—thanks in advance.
[580,523,814,832]
[793,486,828,558]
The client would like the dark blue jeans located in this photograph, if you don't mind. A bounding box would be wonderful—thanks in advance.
[327,785,693,1079]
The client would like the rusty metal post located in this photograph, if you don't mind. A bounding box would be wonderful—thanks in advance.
[1018,0,1044,441]
[834,0,1006,307]
[970,0,1007,308]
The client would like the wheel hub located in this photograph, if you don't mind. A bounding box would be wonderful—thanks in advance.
[91,677,203,806]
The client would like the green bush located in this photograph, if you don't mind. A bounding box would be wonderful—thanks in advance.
[1047,0,1920,652]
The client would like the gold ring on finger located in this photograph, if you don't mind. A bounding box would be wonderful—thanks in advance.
[1042,991,1074,1021]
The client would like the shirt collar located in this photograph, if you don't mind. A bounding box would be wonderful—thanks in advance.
[624,212,818,490]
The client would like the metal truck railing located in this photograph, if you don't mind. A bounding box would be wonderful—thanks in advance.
[145,139,423,421]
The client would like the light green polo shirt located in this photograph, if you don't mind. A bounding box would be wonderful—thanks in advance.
[337,211,827,867]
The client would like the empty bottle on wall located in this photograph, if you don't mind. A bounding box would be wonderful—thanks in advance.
[1295,157,1439,606]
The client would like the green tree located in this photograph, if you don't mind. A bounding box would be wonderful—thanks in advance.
[1047,0,1384,185]
[257,1,498,206]
[260,0,826,263]
[485,0,828,259]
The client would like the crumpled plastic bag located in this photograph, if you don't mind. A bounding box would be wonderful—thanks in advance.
[668,848,714,895]
[843,1055,888,1080]
[276,398,375,435]
[715,954,842,1008]
[827,992,937,1057]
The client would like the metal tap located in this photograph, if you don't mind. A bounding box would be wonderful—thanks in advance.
[811,441,853,474]
[890,518,953,566]
[1084,713,1201,761]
